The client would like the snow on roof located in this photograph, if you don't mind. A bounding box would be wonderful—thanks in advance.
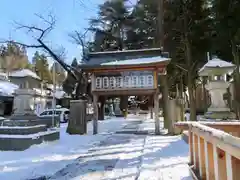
[202,58,235,68]
[9,69,41,80]
[0,80,18,96]
[199,58,236,76]
[101,56,170,66]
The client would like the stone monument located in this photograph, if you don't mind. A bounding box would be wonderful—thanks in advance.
[67,100,87,134]
[199,57,236,120]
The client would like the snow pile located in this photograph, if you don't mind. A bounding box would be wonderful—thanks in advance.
[9,69,40,80]
[0,80,18,96]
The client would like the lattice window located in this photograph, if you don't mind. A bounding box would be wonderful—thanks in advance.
[116,77,123,88]
[147,75,154,87]
[103,77,109,89]
[109,77,116,88]
[95,77,102,89]
[124,76,131,88]
[139,76,145,87]
[132,76,138,88]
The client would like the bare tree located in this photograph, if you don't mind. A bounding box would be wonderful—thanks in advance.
[1,14,90,100]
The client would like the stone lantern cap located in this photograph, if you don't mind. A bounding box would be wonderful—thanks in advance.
[199,57,235,77]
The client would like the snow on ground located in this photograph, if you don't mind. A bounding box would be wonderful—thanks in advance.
[138,136,191,180]
[0,115,191,180]
[0,117,139,180]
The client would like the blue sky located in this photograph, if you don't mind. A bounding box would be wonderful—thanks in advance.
[0,0,103,64]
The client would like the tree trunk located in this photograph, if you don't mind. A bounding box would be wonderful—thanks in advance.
[186,38,197,121]
[160,75,170,129]
[98,96,105,120]
[180,76,184,121]
[231,41,240,118]
[188,80,197,121]
[120,96,128,111]
[202,77,208,112]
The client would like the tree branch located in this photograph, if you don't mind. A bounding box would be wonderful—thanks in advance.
[1,14,78,80]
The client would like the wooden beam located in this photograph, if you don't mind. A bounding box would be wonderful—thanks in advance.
[207,142,215,179]
[189,130,193,164]
[93,94,98,135]
[154,91,160,135]
[84,64,167,73]
[226,153,233,180]
[92,89,156,96]
[204,140,210,180]
[191,127,240,160]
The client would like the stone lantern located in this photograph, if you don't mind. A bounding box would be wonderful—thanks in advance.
[199,57,236,120]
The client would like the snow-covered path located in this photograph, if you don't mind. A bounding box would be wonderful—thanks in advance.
[0,116,191,180]
[0,117,141,180]
[49,118,191,180]
[49,135,191,180]
[50,134,146,180]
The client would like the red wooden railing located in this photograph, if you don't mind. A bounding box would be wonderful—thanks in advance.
[175,122,240,180]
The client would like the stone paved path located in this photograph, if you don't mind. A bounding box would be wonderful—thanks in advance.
[47,119,145,180]
[49,134,146,180]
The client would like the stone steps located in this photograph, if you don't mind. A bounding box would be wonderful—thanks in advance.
[2,117,59,128]
[0,120,60,151]
[0,125,47,135]
[0,128,60,151]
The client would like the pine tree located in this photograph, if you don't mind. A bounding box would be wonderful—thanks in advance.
[62,58,78,97]
[32,51,52,83]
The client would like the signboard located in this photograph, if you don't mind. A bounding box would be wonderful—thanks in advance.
[94,71,155,90]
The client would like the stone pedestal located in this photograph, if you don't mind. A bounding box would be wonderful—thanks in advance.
[204,81,236,119]
[10,89,38,120]
[67,100,87,135]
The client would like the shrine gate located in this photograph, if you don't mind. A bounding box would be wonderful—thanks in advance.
[81,48,170,135]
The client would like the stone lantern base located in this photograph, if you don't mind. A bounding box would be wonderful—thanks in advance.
[203,111,236,120]
[202,81,236,120]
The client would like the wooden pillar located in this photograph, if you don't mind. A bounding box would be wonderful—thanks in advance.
[226,153,233,180]
[204,140,210,180]
[194,134,199,170]
[213,145,220,180]
[207,143,215,180]
[154,92,160,135]
[93,94,98,135]
[217,148,227,180]
[232,156,240,180]
[189,130,194,165]
[199,137,206,179]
